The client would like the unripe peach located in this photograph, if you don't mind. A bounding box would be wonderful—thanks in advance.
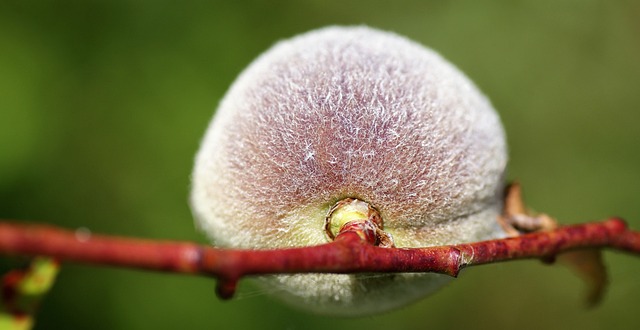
[190,26,508,316]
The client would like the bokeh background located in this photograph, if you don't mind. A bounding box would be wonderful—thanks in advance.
[1,1,639,329]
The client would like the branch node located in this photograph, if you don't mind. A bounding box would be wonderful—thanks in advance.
[215,277,238,300]
[448,247,464,277]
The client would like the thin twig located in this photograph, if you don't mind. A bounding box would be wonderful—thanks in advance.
[0,218,638,299]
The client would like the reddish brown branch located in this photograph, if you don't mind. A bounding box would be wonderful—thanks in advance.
[1,218,639,299]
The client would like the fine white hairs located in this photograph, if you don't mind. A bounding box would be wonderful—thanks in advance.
[190,26,508,316]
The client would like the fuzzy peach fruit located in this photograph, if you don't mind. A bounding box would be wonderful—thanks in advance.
[190,26,508,316]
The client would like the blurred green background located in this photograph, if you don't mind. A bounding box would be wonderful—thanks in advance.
[1,1,639,329]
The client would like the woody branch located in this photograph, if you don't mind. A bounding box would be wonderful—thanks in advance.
[1,217,639,299]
